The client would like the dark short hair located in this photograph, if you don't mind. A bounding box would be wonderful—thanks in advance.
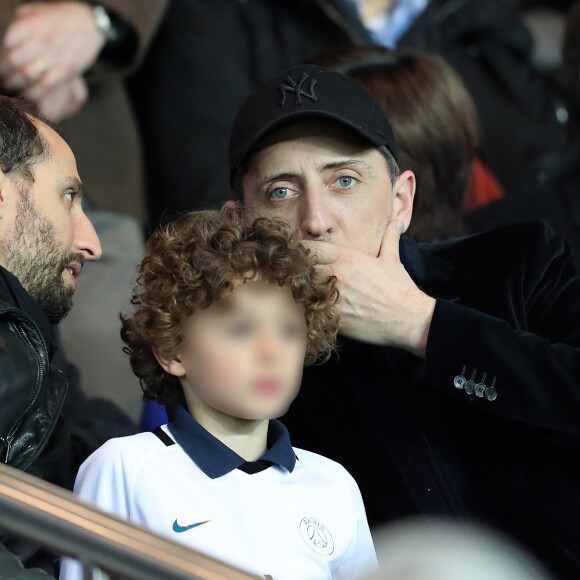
[0,96,50,184]
[121,204,339,405]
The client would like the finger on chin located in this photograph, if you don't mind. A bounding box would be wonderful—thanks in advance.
[378,219,403,261]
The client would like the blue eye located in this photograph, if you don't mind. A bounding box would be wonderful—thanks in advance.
[335,176,357,188]
[269,187,293,200]
[64,191,76,203]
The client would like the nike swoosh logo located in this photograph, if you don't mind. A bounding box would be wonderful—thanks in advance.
[172,518,212,533]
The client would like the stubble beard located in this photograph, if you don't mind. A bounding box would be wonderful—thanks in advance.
[3,187,83,324]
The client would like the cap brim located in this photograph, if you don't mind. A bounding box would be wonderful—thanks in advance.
[231,108,389,176]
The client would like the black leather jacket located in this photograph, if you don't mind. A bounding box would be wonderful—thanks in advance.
[0,298,84,573]
[0,264,136,574]
[0,262,137,490]
[0,299,68,474]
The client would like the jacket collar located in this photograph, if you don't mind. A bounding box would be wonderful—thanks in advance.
[400,235,474,304]
[168,405,297,479]
[312,0,372,43]
[0,265,55,358]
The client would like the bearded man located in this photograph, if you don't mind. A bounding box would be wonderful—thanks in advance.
[0,95,101,574]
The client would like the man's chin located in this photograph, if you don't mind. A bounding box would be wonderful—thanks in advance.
[39,289,74,324]
[44,301,73,324]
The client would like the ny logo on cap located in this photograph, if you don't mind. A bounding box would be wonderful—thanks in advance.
[278,73,319,107]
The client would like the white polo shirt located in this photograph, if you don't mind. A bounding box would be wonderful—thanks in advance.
[60,406,377,579]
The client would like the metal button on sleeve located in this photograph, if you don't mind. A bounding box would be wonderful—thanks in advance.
[485,386,498,401]
[464,380,476,395]
[474,383,486,397]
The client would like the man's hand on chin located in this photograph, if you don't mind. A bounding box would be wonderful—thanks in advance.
[303,219,436,357]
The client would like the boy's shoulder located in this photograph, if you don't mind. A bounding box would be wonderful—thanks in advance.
[82,427,174,473]
[100,428,161,451]
[292,447,358,486]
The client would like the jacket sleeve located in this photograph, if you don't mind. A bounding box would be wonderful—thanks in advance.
[97,0,169,69]
[0,1,169,76]
[422,222,580,442]
[0,543,53,579]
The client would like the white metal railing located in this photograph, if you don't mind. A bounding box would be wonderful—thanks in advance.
[0,462,259,579]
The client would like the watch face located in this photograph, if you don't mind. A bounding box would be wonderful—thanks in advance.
[93,5,118,43]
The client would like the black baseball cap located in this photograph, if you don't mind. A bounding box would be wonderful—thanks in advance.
[228,64,398,184]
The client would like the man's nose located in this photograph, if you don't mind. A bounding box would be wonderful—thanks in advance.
[73,210,102,261]
[298,188,333,239]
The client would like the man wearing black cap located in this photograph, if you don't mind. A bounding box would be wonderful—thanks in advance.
[229,64,580,579]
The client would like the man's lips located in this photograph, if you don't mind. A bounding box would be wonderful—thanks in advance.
[66,262,82,280]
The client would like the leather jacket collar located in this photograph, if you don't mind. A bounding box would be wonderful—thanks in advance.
[0,265,55,360]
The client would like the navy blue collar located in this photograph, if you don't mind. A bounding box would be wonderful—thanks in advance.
[167,405,296,479]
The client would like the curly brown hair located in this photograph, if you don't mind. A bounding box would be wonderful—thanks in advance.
[121,204,339,405]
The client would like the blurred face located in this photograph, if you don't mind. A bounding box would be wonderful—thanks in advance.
[242,120,414,257]
[0,120,102,322]
[166,281,308,426]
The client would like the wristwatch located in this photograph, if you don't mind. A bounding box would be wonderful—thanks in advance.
[92,4,119,44]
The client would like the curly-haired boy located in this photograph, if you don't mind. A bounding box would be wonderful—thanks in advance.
[60,205,377,579]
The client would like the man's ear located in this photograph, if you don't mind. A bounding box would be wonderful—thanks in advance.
[391,169,416,233]
[0,171,18,233]
[0,170,12,208]
[154,351,186,378]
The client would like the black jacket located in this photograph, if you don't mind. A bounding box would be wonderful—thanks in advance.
[0,269,84,490]
[0,299,72,471]
[0,543,50,580]
[0,268,89,574]
[283,221,580,579]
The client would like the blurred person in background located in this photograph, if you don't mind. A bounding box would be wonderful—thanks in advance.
[465,0,580,266]
[130,0,574,230]
[558,0,580,259]
[312,45,484,242]
[313,44,580,262]
[0,0,168,422]
[364,517,551,580]
[563,1,580,114]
